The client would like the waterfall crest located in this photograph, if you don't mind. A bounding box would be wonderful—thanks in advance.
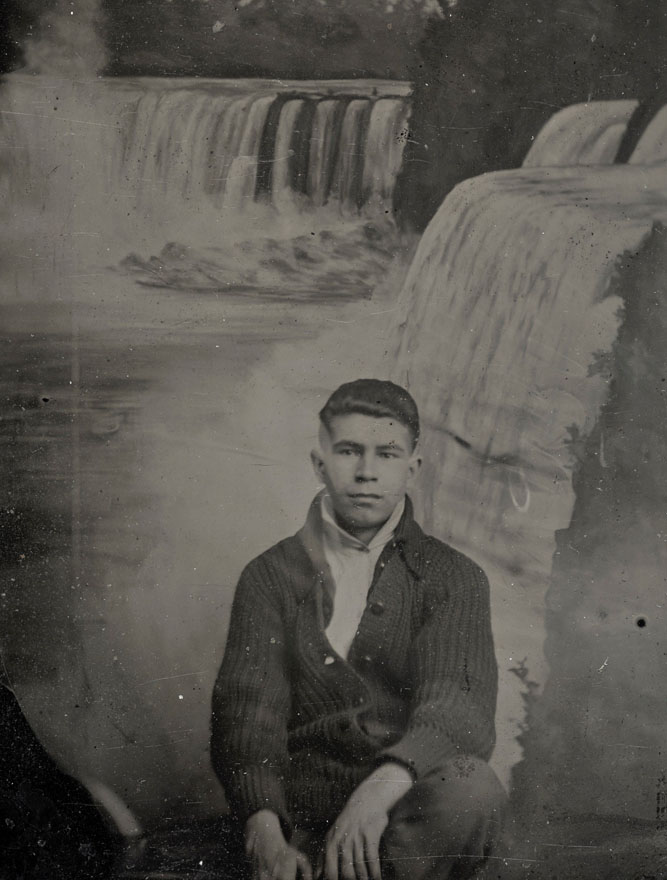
[523,100,638,167]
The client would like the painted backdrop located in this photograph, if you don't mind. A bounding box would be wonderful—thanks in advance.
[2,4,667,874]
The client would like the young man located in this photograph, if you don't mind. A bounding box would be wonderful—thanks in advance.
[211,379,506,880]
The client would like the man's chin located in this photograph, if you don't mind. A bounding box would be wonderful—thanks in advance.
[341,503,387,528]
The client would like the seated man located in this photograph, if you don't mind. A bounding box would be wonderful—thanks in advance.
[211,379,507,880]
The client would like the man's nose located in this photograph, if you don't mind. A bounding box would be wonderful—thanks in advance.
[355,454,378,481]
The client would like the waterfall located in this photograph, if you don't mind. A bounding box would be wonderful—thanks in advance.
[0,77,409,224]
[387,160,667,814]
[122,84,412,214]
[389,162,667,591]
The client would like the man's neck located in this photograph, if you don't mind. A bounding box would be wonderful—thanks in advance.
[333,511,384,546]
[324,495,406,548]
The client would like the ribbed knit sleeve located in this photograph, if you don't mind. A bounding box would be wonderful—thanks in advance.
[210,555,293,835]
[379,548,497,778]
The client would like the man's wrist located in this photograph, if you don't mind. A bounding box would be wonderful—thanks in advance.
[245,809,285,841]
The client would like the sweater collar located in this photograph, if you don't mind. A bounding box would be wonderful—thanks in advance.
[296,491,427,586]
[320,492,405,554]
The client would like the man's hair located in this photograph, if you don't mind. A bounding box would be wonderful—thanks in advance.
[319,379,420,449]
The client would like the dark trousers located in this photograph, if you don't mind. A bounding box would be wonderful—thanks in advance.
[292,757,507,880]
[0,686,117,879]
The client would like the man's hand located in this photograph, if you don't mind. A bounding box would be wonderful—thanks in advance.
[322,762,413,880]
[245,810,313,880]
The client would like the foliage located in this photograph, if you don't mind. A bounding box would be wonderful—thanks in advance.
[101,0,438,78]
[396,0,667,229]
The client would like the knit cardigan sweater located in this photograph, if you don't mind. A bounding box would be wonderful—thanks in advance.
[211,494,498,834]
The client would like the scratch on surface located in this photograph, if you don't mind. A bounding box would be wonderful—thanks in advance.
[138,672,205,686]
[0,651,15,693]
[100,734,197,751]
[142,737,195,749]
[218,446,283,464]
[598,657,609,672]
[0,110,116,127]
[256,153,291,165]
[525,100,563,108]
[368,854,541,863]
[556,8,598,20]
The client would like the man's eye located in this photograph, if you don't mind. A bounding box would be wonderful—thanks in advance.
[380,452,396,458]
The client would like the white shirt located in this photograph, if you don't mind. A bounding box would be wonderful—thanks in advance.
[321,494,405,660]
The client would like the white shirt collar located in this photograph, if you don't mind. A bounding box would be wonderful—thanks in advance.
[320,492,405,553]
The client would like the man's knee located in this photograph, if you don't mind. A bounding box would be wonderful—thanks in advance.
[391,755,506,823]
[383,755,507,860]
[437,755,507,822]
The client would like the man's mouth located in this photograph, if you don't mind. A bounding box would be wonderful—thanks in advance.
[348,493,382,500]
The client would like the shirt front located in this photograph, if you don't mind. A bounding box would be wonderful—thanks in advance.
[321,493,405,660]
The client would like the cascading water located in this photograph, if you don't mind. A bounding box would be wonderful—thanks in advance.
[388,161,667,820]
[0,77,410,226]
[0,75,410,296]
[0,75,411,298]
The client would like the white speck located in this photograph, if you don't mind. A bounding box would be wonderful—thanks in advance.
[179,695,184,700]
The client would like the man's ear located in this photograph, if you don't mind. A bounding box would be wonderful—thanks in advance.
[311,448,326,483]
[408,450,423,481]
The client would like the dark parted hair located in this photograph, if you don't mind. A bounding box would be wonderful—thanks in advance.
[319,379,420,450]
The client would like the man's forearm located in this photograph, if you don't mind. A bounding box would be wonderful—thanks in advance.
[356,760,413,812]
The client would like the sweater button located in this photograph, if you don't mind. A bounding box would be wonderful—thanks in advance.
[324,655,335,665]
[369,601,385,616]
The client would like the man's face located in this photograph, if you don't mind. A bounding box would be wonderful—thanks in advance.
[311,413,421,536]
